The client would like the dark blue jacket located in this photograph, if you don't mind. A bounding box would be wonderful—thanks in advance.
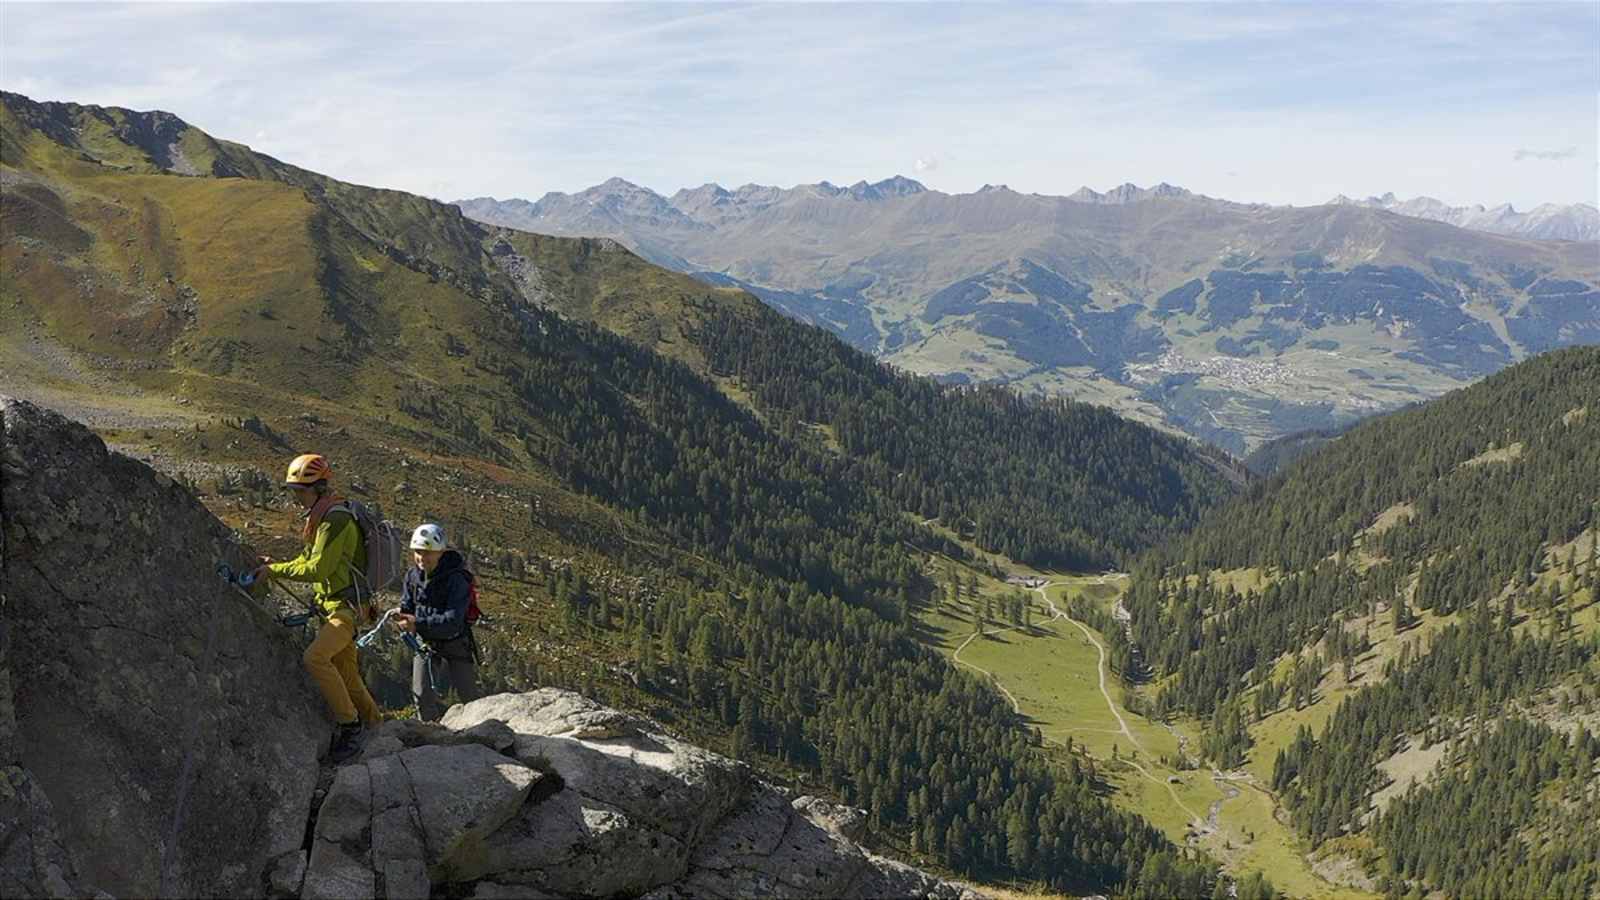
[399,550,472,642]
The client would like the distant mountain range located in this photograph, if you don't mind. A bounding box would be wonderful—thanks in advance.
[457,177,1600,454]
[1328,192,1599,242]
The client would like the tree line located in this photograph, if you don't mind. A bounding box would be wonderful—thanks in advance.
[693,305,1241,570]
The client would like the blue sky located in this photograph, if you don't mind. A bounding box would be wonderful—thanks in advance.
[2,2,1595,209]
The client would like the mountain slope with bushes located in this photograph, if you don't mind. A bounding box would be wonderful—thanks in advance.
[0,91,1238,894]
[0,90,1236,572]
[1120,346,1600,896]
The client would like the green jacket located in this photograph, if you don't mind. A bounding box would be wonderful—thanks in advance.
[268,509,366,616]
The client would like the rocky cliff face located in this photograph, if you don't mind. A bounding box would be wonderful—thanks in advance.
[1,396,324,899]
[0,397,976,899]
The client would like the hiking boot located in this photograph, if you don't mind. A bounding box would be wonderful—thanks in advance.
[328,721,364,763]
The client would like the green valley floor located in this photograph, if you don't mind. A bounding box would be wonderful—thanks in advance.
[916,569,1375,899]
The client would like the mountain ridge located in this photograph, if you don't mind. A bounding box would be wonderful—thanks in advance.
[461,176,1590,234]
[1328,191,1599,242]
[458,175,1599,454]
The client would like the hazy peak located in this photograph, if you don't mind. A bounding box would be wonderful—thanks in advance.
[592,176,659,196]
[1068,182,1193,204]
[870,175,928,196]
[1329,192,1599,240]
[669,182,733,203]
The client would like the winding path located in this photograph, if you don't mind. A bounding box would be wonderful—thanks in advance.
[952,625,1027,714]
[987,578,1332,890]
[941,577,1208,829]
[1030,581,1207,829]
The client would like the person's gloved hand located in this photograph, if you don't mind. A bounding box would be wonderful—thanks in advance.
[249,558,273,584]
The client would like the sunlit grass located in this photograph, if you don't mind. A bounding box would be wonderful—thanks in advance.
[914,571,1374,895]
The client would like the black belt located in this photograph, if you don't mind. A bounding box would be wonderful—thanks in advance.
[422,630,470,650]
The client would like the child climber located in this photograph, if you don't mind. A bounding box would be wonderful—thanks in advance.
[393,523,480,721]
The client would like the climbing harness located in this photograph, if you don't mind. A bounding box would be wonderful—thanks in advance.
[356,607,446,694]
[356,606,427,655]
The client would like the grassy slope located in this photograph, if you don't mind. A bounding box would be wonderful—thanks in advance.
[495,229,763,374]
[1133,394,1600,889]
[0,95,763,744]
[906,533,1370,898]
[8,93,1244,580]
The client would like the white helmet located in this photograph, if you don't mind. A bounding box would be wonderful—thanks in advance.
[409,523,447,551]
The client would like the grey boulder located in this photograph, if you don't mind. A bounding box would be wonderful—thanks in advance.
[297,689,982,897]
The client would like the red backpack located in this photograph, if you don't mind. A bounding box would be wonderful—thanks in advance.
[461,569,488,665]
[464,569,485,627]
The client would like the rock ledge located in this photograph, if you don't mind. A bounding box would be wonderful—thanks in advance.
[284,689,981,899]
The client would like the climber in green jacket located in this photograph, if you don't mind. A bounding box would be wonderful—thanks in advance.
[252,453,379,762]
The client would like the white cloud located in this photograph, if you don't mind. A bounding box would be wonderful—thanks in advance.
[1513,147,1579,161]
[1,3,1594,209]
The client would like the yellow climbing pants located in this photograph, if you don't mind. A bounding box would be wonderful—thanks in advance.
[303,606,380,726]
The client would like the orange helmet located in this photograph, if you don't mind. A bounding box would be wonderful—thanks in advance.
[284,453,332,486]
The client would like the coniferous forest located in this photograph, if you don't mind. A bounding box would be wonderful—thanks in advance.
[694,306,1242,570]
[401,271,1227,894]
[1121,346,1600,898]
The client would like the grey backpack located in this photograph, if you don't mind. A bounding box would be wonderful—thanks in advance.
[332,500,406,623]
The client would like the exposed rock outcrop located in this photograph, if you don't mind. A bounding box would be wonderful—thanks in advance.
[303,691,982,899]
[0,397,978,898]
[1,397,324,898]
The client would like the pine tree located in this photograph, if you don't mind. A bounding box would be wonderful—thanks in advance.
[1392,594,1411,632]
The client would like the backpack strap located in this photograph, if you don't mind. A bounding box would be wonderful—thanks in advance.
[322,502,377,623]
